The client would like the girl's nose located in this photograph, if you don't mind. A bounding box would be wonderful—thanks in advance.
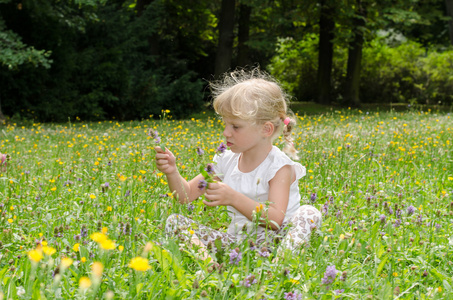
[223,128,231,137]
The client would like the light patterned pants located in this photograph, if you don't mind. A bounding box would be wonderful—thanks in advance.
[165,205,322,252]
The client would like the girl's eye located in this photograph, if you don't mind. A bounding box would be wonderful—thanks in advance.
[233,125,239,129]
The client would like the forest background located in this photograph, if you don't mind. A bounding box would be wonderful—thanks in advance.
[1,0,453,122]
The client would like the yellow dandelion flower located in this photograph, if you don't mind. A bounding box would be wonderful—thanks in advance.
[73,243,80,252]
[128,257,151,272]
[100,239,115,250]
[42,246,56,256]
[51,187,57,191]
[139,170,146,174]
[28,249,43,262]
[79,276,92,290]
[90,232,107,243]
[81,257,87,263]
[7,218,13,223]
[92,261,104,277]
[118,245,124,252]
[89,194,96,199]
[289,279,300,285]
[339,234,345,240]
[107,206,112,212]
[101,227,108,234]
[41,241,48,246]
[61,257,73,268]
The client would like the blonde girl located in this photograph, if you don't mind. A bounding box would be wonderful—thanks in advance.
[155,68,321,257]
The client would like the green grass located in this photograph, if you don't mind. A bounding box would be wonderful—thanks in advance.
[0,109,451,299]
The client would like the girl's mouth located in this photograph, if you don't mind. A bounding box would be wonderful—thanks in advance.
[227,142,233,147]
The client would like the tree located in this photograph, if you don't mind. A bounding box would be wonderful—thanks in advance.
[343,0,367,106]
[237,3,251,67]
[215,0,236,77]
[447,0,453,45]
[316,0,335,105]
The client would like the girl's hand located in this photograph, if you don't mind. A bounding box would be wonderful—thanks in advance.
[203,182,236,207]
[155,147,177,175]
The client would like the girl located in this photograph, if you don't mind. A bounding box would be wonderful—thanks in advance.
[155,69,321,257]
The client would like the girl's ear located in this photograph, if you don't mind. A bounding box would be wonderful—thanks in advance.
[262,122,274,137]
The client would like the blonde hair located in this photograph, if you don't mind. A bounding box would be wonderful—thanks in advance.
[211,68,299,160]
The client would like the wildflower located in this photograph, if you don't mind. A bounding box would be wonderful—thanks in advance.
[229,248,242,265]
[81,225,88,237]
[81,257,87,263]
[205,163,215,175]
[198,180,208,190]
[217,142,227,154]
[242,274,257,287]
[258,247,270,258]
[43,246,56,256]
[284,291,302,300]
[92,262,104,277]
[321,265,338,286]
[73,243,80,252]
[334,289,345,295]
[339,271,347,281]
[28,249,43,263]
[310,193,317,203]
[379,214,386,224]
[128,257,151,271]
[407,205,415,216]
[100,239,115,250]
[79,276,92,290]
[118,245,124,251]
[394,219,402,228]
[101,182,109,193]
[61,257,74,268]
[196,147,204,156]
[321,203,328,216]
[90,232,107,243]
[187,203,195,212]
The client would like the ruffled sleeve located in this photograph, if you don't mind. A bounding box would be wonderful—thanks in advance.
[263,147,306,184]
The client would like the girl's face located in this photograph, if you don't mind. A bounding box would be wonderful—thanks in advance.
[222,118,267,154]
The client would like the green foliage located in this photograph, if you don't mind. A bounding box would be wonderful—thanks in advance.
[269,35,453,105]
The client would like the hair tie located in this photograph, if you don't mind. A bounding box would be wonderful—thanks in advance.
[283,117,291,126]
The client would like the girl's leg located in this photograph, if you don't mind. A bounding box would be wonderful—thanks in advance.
[278,205,322,251]
[165,213,237,249]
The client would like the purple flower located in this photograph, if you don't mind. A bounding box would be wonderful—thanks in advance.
[125,190,131,197]
[196,147,204,156]
[187,204,195,212]
[435,223,441,230]
[321,203,328,216]
[258,247,270,258]
[284,291,302,300]
[407,205,415,216]
[148,129,158,139]
[321,265,338,286]
[242,274,257,287]
[395,209,402,218]
[205,163,215,175]
[394,219,401,228]
[310,193,317,203]
[334,289,345,295]
[217,142,227,154]
[229,248,242,265]
[198,180,208,190]
[379,214,386,224]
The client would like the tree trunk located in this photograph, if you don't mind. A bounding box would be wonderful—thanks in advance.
[215,0,236,78]
[316,0,335,105]
[136,0,159,57]
[446,0,453,46]
[344,1,366,107]
[0,96,5,122]
[237,3,251,67]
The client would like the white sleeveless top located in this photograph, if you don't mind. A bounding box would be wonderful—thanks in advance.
[213,146,306,240]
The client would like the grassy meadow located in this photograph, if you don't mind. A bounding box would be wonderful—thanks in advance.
[0,108,452,299]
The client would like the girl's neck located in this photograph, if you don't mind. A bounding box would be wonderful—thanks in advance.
[238,143,273,173]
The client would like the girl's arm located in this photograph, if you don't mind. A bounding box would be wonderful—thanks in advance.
[204,165,294,230]
[155,147,206,203]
